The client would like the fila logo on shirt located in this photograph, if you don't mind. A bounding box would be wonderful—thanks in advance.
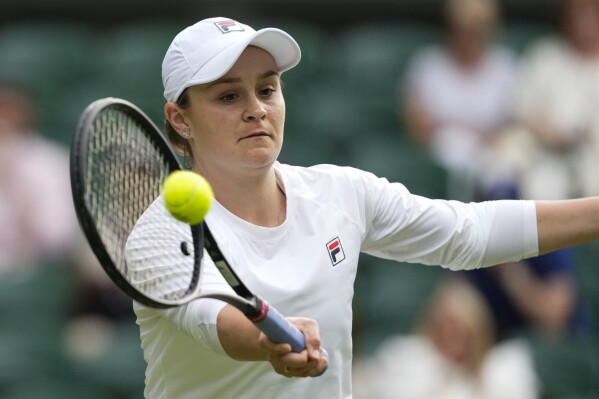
[326,237,346,266]
[214,20,245,34]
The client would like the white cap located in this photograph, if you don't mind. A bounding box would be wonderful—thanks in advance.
[162,17,301,102]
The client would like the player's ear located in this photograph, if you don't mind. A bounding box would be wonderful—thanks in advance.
[164,102,188,134]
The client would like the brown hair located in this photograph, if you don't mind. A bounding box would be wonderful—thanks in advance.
[165,89,193,161]
[446,0,499,29]
[416,277,495,374]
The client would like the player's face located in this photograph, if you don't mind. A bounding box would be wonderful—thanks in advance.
[183,46,285,177]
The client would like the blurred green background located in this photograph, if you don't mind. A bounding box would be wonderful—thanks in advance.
[0,1,597,398]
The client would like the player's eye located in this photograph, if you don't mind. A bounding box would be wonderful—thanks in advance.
[259,87,275,97]
[220,93,239,103]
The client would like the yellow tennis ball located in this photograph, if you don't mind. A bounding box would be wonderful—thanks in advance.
[163,170,214,225]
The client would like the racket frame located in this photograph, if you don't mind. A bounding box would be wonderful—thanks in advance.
[70,98,265,315]
[70,98,182,309]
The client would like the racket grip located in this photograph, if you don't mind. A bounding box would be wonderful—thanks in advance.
[254,303,328,376]
[254,303,305,351]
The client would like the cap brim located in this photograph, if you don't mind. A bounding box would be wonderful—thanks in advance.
[174,28,301,100]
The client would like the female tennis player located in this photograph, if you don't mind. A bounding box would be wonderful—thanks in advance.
[127,17,599,399]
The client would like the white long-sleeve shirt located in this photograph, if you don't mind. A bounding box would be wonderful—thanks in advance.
[125,163,538,399]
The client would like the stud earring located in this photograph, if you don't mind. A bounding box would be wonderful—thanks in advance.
[182,127,190,139]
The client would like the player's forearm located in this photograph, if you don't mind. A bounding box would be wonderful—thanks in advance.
[215,305,327,377]
[536,198,599,254]
[216,305,270,361]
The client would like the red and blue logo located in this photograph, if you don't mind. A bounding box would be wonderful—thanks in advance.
[214,20,245,34]
[326,237,345,266]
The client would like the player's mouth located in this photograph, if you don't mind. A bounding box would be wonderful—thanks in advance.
[239,131,271,141]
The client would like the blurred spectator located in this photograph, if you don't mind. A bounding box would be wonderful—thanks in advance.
[0,79,134,358]
[402,0,518,200]
[354,277,539,399]
[0,81,79,275]
[490,0,599,199]
[464,254,591,340]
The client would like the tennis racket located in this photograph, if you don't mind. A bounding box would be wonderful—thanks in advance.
[70,97,327,371]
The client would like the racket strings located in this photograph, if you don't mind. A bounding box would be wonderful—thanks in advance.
[85,109,169,276]
[83,105,198,302]
[125,208,198,301]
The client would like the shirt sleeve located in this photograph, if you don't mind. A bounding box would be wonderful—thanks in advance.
[355,170,539,270]
[154,248,234,356]
[158,296,229,356]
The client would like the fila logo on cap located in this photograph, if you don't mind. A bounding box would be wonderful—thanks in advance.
[215,20,245,34]
[326,237,345,266]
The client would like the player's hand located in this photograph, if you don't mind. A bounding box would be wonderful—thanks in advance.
[261,317,328,378]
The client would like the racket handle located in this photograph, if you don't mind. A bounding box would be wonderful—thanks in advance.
[253,302,328,376]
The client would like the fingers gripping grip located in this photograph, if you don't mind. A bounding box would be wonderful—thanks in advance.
[253,302,329,375]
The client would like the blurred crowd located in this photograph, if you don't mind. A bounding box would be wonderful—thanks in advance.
[356,0,599,398]
[1,0,598,398]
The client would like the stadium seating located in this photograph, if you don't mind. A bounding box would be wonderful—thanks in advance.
[332,22,442,131]
[264,20,331,85]
[531,334,599,398]
[347,132,448,199]
[4,377,113,399]
[92,21,182,124]
[72,321,146,398]
[0,264,74,395]
[574,242,599,321]
[333,22,442,92]
[0,22,93,89]
[0,22,95,144]
[352,255,447,355]
[498,20,555,54]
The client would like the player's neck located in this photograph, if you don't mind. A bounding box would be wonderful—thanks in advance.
[196,165,286,227]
